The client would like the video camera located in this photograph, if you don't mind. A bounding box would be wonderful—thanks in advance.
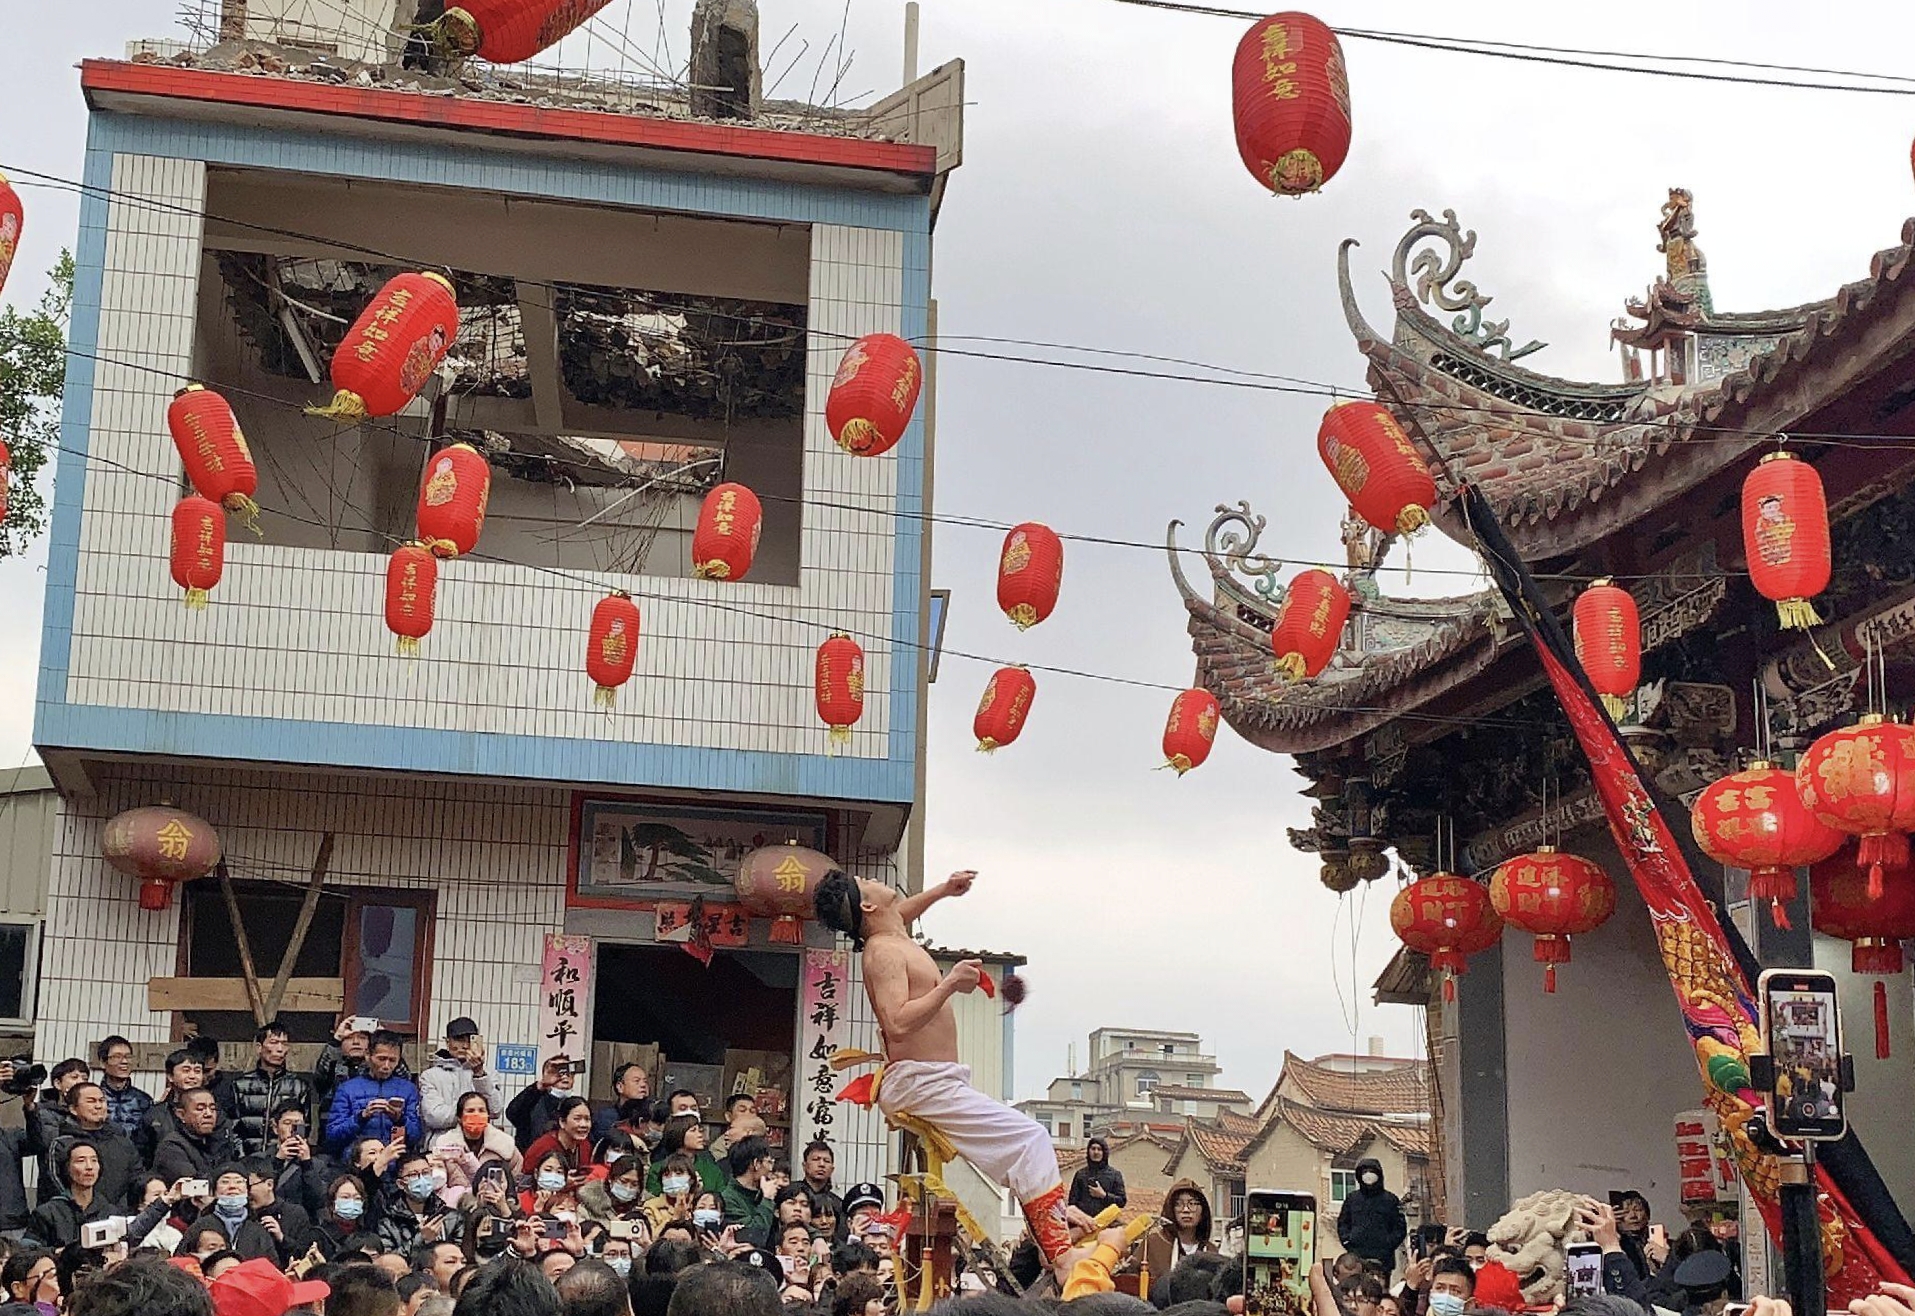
[0,1057,47,1097]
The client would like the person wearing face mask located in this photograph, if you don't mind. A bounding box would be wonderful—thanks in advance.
[289,1173,380,1261]
[643,1115,725,1196]
[428,1090,520,1209]
[374,1150,466,1254]
[190,1164,285,1264]
[1336,1157,1408,1272]
[642,1153,702,1234]
[1425,1256,1475,1316]
[579,1153,649,1228]
[518,1149,583,1220]
[598,1233,637,1281]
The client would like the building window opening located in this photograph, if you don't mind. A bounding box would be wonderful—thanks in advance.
[1134,1070,1161,1096]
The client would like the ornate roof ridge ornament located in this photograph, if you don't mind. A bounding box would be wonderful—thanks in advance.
[1391,208,1547,362]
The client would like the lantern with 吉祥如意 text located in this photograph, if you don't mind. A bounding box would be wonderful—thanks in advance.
[1742,451,1830,631]
[1811,848,1915,1059]
[815,633,865,748]
[691,483,764,580]
[309,272,459,421]
[1692,762,1845,929]
[385,544,438,656]
[1390,873,1501,1001]
[997,522,1064,630]
[102,805,221,911]
[168,385,260,534]
[1161,688,1221,776]
[1231,12,1351,197]
[431,0,615,63]
[1572,579,1640,719]
[1270,569,1350,681]
[416,443,491,559]
[826,333,922,457]
[170,495,225,609]
[1489,847,1616,993]
[0,173,21,299]
[736,843,839,945]
[1796,714,1915,898]
[1317,401,1436,536]
[975,666,1036,753]
[586,592,641,707]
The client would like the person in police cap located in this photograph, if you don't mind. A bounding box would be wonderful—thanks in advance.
[841,1183,885,1237]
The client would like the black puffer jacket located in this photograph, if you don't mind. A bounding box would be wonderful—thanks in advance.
[46,1119,142,1210]
[220,1066,315,1159]
[1334,1157,1406,1268]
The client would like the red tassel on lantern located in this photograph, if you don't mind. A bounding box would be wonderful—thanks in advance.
[432,0,616,63]
[1390,873,1501,1003]
[416,443,491,559]
[385,543,438,656]
[1161,689,1221,776]
[0,172,22,299]
[997,522,1064,630]
[168,385,261,535]
[587,592,641,707]
[1742,451,1830,631]
[1230,13,1352,196]
[1692,762,1845,928]
[815,633,865,748]
[1317,401,1437,536]
[169,496,225,609]
[1811,848,1915,1058]
[1797,715,1915,899]
[1573,579,1640,719]
[691,483,764,581]
[1489,848,1617,994]
[1270,569,1351,681]
[974,667,1036,753]
[826,333,923,457]
[309,272,459,421]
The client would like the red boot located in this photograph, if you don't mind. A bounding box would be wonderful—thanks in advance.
[1021,1183,1071,1264]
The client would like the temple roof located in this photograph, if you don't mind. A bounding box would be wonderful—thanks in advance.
[1265,1051,1431,1119]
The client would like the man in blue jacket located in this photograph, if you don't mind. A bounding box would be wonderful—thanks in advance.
[324,1032,422,1155]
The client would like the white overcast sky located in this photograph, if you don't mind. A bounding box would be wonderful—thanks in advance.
[6,1,1915,1101]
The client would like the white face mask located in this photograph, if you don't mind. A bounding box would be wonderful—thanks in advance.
[1359,1172,1380,1186]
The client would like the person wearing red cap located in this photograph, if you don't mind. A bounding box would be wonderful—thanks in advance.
[207,1258,329,1316]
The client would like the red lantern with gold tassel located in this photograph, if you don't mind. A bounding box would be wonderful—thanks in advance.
[416,443,491,559]
[170,496,225,609]
[1692,762,1845,928]
[1270,569,1351,681]
[431,0,615,63]
[997,522,1064,630]
[587,592,641,707]
[309,272,459,421]
[974,666,1036,753]
[1742,451,1830,631]
[1162,689,1221,776]
[102,805,221,911]
[736,843,838,946]
[691,483,763,581]
[1231,13,1351,197]
[1489,847,1616,993]
[815,633,865,748]
[1572,580,1640,719]
[384,543,438,656]
[0,172,21,298]
[1390,873,1502,1002]
[826,333,922,457]
[1797,715,1915,899]
[1812,847,1915,1059]
[168,385,261,534]
[1317,401,1436,536]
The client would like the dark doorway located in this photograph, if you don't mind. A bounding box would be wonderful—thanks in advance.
[593,944,797,1064]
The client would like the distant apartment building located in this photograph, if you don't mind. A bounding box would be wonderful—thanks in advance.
[1017,1027,1235,1147]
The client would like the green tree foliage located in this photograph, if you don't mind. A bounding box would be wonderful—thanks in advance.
[0,251,74,556]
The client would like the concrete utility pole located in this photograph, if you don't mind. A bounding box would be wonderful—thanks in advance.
[903,2,920,84]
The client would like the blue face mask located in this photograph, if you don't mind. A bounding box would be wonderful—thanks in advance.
[538,1171,567,1193]
[1430,1293,1467,1316]
[334,1196,365,1221]
[611,1182,640,1204]
[693,1208,722,1230]
[608,1257,632,1278]
[406,1175,437,1200]
[662,1175,692,1196]
[215,1194,248,1217]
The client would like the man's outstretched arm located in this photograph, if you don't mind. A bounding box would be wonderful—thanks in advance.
[867,942,982,1040]
[897,870,975,926]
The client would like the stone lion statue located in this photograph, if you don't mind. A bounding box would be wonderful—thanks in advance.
[1485,1188,1583,1305]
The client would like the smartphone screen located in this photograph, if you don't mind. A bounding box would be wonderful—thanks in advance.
[1759,968,1847,1139]
[1566,1242,1602,1298]
[1243,1190,1316,1316]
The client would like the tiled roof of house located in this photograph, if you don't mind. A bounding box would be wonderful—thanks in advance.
[1152,1085,1251,1104]
[1184,1120,1256,1176]
[1272,1097,1378,1155]
[1056,1127,1182,1174]
[1276,1052,1430,1118]
[1215,1110,1263,1135]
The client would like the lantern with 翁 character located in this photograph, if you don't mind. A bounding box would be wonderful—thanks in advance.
[736,843,839,945]
[1231,13,1352,197]
[102,805,221,911]
[430,0,616,64]
[1742,451,1830,631]
[1812,847,1915,1058]
[385,543,438,656]
[1693,761,1845,928]
[815,633,865,747]
[1797,714,1915,898]
[997,522,1064,630]
[416,443,491,559]
[1162,689,1221,776]
[1573,579,1640,719]
[826,333,922,457]
[587,592,641,707]
[0,172,21,299]
[1489,847,1616,993]
[1270,569,1350,681]
[309,272,459,421]
[1390,872,1501,1001]
[168,385,261,534]
[1317,401,1436,536]
[974,666,1036,753]
[170,495,225,609]
[691,482,763,580]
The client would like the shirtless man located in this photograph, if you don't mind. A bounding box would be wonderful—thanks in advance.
[813,869,1074,1274]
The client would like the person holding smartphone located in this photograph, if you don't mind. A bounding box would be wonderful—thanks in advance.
[419,1017,501,1136]
[429,1091,520,1209]
[323,1032,422,1156]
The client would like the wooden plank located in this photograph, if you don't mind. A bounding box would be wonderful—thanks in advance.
[147,977,345,1013]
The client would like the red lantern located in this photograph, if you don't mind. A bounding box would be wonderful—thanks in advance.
[587,592,641,707]
[1797,715,1915,898]
[1812,848,1915,1058]
[1270,569,1351,681]
[1489,847,1617,992]
[1390,873,1502,1002]
[825,333,922,457]
[170,496,225,609]
[384,544,438,657]
[736,843,838,946]
[815,634,865,747]
[167,385,260,534]
[1162,689,1221,776]
[416,443,491,559]
[1692,762,1845,928]
[433,0,615,63]
[102,805,221,911]
[691,483,763,581]
[310,272,459,421]
[974,666,1036,753]
[1231,13,1351,197]
[1742,451,1830,631]
[1572,579,1640,719]
[0,172,21,299]
[997,523,1064,630]
[1317,402,1436,536]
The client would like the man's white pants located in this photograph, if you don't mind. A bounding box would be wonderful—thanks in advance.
[877,1060,1060,1202]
